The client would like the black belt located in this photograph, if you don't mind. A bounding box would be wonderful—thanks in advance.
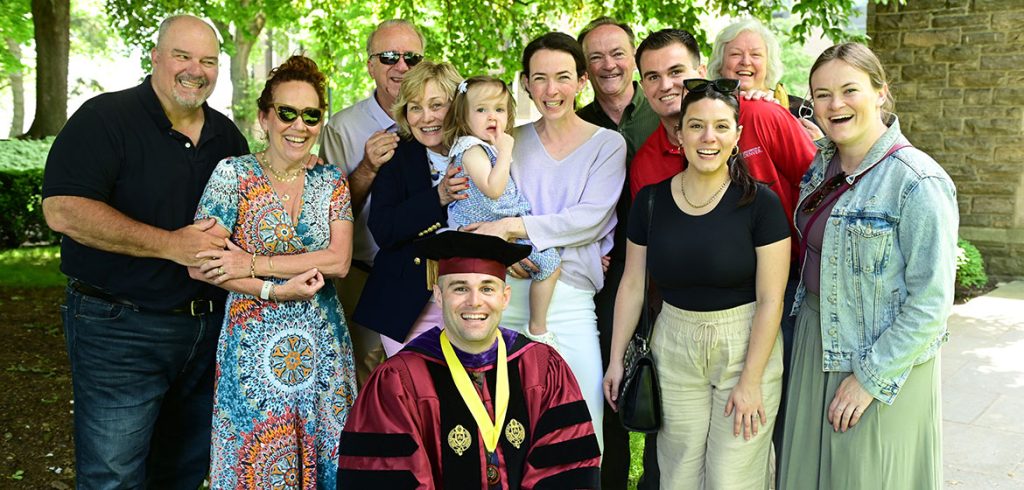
[69,280,220,316]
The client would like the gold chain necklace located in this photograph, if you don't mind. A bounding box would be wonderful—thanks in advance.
[259,151,304,183]
[680,172,729,208]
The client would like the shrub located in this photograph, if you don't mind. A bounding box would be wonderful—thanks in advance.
[0,137,53,172]
[0,138,58,249]
[955,238,988,289]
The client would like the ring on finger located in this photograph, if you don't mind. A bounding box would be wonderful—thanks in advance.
[218,267,225,275]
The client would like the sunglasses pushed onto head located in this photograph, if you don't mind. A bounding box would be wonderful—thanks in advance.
[797,99,814,120]
[371,50,424,67]
[272,104,324,126]
[683,78,741,95]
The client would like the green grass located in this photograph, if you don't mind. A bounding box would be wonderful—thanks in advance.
[0,246,65,288]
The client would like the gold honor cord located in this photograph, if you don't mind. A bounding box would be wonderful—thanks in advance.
[439,331,510,453]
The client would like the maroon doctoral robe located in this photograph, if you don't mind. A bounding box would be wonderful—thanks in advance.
[337,327,601,489]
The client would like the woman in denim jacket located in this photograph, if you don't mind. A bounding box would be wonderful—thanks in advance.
[778,43,958,489]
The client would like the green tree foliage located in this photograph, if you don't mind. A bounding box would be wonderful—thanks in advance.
[0,0,33,75]
[100,0,891,119]
[306,0,886,112]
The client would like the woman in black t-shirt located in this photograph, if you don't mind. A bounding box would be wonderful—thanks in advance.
[603,80,791,489]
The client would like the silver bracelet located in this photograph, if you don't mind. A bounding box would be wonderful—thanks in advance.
[260,280,273,300]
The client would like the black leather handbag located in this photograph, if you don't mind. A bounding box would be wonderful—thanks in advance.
[617,187,661,433]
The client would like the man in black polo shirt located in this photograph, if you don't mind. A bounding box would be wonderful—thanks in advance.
[42,15,247,488]
[576,16,661,490]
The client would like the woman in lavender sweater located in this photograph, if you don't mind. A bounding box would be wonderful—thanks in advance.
[463,32,626,449]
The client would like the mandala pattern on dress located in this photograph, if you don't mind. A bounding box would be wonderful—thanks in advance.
[270,333,314,387]
[256,206,304,253]
[260,327,317,393]
[236,407,317,490]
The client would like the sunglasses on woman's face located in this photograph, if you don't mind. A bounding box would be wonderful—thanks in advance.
[370,50,424,66]
[683,78,741,94]
[272,104,324,126]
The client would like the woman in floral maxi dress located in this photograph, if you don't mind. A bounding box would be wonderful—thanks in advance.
[193,56,357,489]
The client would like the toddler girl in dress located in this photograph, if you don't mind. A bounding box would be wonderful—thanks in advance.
[443,76,561,347]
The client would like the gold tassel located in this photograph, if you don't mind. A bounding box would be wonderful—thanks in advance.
[774,82,790,110]
[426,259,439,291]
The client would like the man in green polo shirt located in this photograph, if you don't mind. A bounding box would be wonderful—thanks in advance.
[577,17,660,165]
[576,16,661,490]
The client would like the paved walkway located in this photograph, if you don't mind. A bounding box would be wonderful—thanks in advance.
[943,281,1024,488]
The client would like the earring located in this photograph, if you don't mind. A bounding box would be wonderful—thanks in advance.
[731,146,739,157]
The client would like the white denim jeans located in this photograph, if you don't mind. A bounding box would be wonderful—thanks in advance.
[501,276,605,453]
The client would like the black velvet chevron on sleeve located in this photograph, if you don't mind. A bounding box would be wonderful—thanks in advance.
[528,435,602,469]
[337,469,420,489]
[338,432,418,457]
[533,399,591,441]
[533,466,601,490]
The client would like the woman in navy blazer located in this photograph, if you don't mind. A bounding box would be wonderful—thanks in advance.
[353,62,468,355]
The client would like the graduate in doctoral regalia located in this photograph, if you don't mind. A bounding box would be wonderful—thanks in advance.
[337,231,601,489]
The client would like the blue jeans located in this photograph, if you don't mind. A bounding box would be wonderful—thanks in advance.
[62,285,221,489]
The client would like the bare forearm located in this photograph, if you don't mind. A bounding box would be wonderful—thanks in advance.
[483,157,512,199]
[44,196,173,260]
[502,217,527,240]
[255,248,349,279]
[216,276,264,297]
[740,299,783,384]
[610,245,647,364]
[255,221,352,279]
[347,161,377,214]
[742,239,790,383]
[610,283,644,364]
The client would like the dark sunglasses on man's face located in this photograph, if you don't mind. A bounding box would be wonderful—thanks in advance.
[683,78,741,94]
[371,50,424,66]
[273,104,324,126]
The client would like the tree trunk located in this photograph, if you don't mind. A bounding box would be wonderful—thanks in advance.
[264,28,273,78]
[5,37,25,138]
[24,0,69,139]
[217,13,265,137]
[231,36,255,135]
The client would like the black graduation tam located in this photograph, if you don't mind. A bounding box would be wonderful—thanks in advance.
[416,231,531,288]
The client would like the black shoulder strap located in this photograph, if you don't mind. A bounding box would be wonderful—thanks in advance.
[638,185,656,341]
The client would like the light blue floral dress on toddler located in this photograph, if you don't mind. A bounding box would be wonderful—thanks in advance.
[447,135,560,279]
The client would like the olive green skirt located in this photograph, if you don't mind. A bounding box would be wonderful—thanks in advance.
[778,293,942,489]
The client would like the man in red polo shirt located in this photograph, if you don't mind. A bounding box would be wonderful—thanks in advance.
[631,29,816,228]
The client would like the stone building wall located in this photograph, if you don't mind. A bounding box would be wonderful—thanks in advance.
[868,0,1024,278]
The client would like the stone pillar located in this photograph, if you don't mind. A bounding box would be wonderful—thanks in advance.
[869,0,1024,278]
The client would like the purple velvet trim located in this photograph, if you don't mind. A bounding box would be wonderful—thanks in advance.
[406,327,520,368]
